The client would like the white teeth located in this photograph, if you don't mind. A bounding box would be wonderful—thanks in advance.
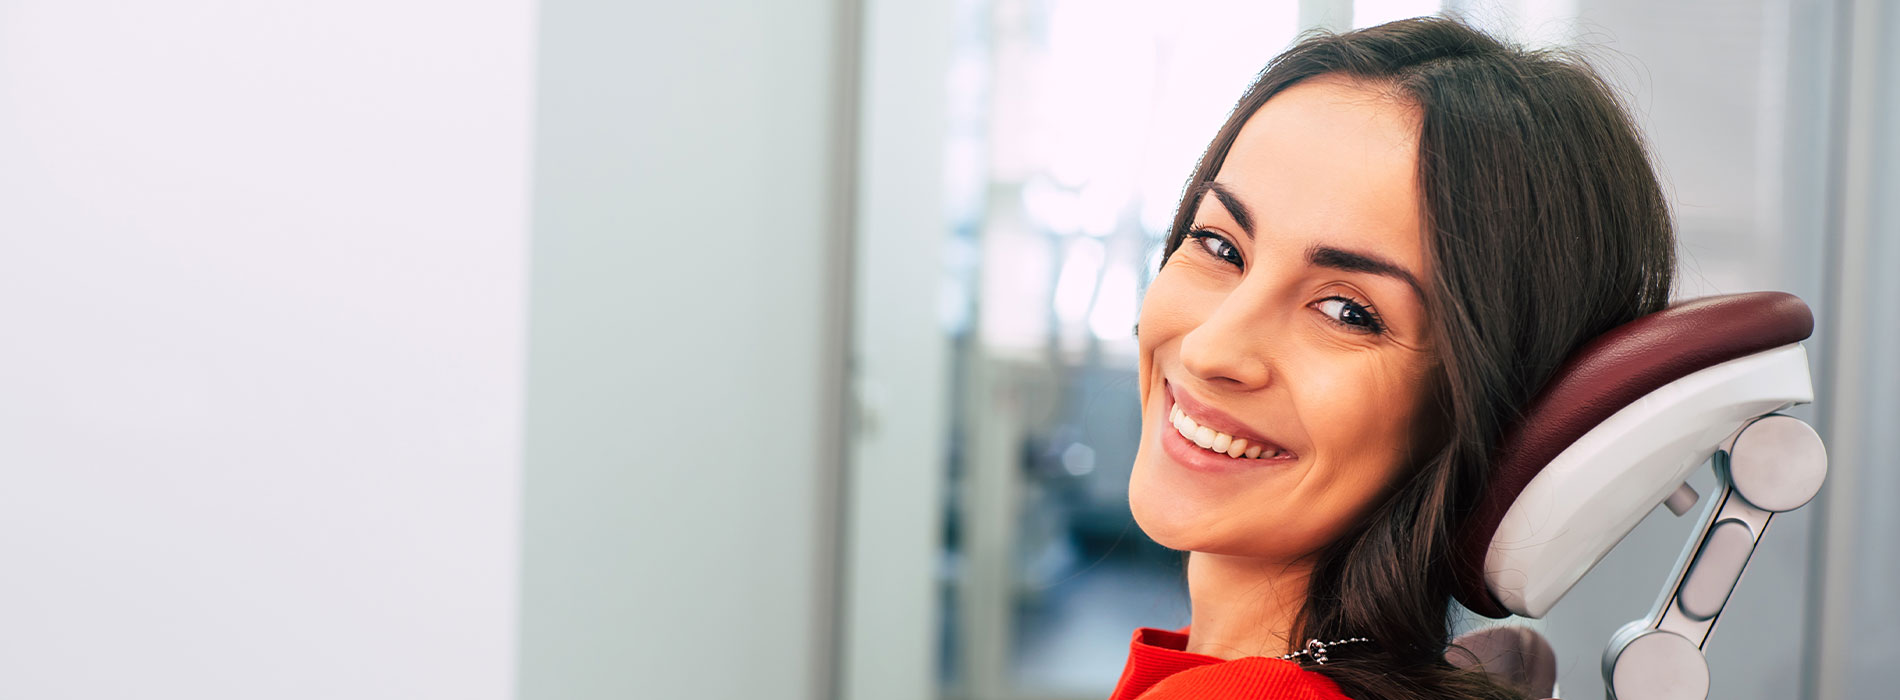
[1225,438,1248,458]
[1171,403,1289,460]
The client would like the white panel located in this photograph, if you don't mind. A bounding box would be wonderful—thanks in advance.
[519,1,850,699]
[0,1,534,698]
[841,0,955,698]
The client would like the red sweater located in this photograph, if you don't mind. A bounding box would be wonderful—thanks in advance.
[1107,627,1354,700]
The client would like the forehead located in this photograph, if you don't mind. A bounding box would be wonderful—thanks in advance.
[1211,75,1426,270]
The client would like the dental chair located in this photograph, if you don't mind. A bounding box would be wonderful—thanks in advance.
[1444,292,1827,700]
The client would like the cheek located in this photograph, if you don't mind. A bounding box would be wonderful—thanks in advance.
[1135,269,1203,396]
[1137,270,1203,344]
[1314,363,1406,456]
[1298,352,1420,459]
[1291,356,1434,550]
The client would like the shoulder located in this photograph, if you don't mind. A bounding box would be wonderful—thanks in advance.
[1135,656,1353,700]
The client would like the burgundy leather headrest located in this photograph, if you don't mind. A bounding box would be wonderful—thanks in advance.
[1453,292,1815,618]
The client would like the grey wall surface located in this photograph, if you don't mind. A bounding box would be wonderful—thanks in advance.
[839,0,957,698]
[1823,0,1900,696]
[519,2,854,699]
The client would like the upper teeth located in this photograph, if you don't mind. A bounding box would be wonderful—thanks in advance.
[1171,405,1284,459]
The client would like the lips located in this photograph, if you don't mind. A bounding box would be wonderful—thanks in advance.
[1165,380,1297,461]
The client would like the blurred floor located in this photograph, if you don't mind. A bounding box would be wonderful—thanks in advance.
[1011,555,1190,695]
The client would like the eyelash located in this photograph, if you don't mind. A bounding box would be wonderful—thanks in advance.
[1181,227,1389,336]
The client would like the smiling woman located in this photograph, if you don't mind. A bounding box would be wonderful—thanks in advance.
[1138,74,1440,567]
[1115,16,1674,700]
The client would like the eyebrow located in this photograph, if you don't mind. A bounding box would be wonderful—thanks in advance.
[1307,244,1426,303]
[1196,180,1256,237]
[1192,179,1426,303]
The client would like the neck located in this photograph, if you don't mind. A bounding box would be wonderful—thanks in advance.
[1183,551,1315,661]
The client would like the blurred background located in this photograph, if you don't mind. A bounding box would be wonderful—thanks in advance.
[0,0,1893,699]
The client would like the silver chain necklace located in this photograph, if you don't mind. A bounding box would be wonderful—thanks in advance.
[1276,637,1372,665]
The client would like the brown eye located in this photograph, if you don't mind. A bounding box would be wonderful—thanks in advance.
[1314,296,1387,335]
[1186,229,1242,267]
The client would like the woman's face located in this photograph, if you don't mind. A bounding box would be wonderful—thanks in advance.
[1130,75,1440,562]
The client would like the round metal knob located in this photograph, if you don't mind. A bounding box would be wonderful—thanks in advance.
[1728,415,1828,512]
[1608,629,1709,700]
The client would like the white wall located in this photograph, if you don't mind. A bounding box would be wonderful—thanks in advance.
[517,2,852,699]
[1821,0,1900,696]
[840,0,955,698]
[0,2,534,698]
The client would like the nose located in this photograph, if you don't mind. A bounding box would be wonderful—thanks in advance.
[1178,293,1274,389]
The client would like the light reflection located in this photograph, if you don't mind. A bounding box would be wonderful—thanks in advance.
[1053,236,1105,324]
[1088,258,1139,343]
[1354,0,1440,28]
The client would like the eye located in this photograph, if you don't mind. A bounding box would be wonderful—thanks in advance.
[1185,229,1242,267]
[1313,295,1387,335]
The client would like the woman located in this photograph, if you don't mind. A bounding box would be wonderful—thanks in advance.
[1111,17,1675,700]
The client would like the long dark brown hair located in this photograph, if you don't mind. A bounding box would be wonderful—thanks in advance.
[1159,17,1677,700]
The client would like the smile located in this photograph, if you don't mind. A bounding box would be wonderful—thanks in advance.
[1170,404,1284,459]
[1168,403,1296,460]
[1162,405,1284,460]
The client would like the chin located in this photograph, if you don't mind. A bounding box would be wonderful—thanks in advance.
[1128,450,1216,553]
[1130,446,1318,560]
[1130,501,1199,553]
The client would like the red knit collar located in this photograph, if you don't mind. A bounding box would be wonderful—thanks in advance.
[1106,626,1354,700]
